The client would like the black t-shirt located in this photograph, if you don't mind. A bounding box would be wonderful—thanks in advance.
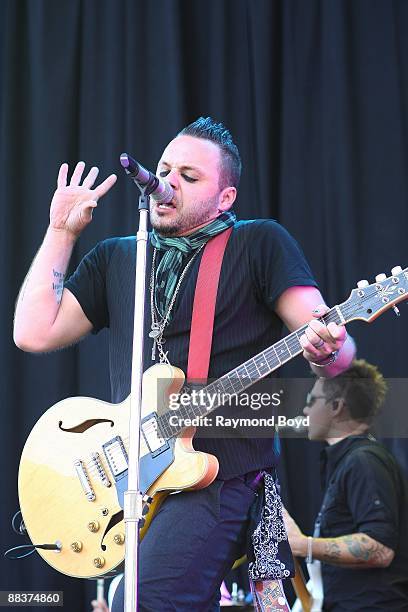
[319,436,408,611]
[65,219,317,477]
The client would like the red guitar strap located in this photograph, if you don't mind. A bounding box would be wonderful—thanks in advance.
[186,227,233,384]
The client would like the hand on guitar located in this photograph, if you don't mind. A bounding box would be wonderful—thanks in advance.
[50,162,117,238]
[300,303,350,373]
[282,506,307,557]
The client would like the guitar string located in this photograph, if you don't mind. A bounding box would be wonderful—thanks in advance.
[83,284,407,474]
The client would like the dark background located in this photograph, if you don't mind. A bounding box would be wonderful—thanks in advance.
[1,0,408,609]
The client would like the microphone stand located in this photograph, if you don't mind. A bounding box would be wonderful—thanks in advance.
[121,165,157,612]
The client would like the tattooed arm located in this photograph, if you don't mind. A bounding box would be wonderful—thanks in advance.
[283,508,394,569]
[13,162,116,352]
[303,533,394,568]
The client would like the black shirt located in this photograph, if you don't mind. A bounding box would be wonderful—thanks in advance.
[65,219,317,478]
[319,435,408,611]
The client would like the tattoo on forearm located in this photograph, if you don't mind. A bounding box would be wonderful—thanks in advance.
[323,539,341,561]
[321,534,392,567]
[344,534,390,565]
[52,269,65,303]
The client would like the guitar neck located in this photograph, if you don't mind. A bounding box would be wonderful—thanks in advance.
[158,304,346,438]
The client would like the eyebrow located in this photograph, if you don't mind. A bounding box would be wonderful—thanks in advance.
[159,161,203,174]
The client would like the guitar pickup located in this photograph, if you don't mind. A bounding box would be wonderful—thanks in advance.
[141,414,170,457]
[103,436,128,481]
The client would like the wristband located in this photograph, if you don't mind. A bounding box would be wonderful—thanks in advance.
[311,349,339,368]
[306,536,313,564]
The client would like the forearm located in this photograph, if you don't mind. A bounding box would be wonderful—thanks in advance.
[310,334,356,378]
[13,227,77,350]
[294,532,393,568]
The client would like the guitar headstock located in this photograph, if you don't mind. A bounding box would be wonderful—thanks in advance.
[340,266,408,323]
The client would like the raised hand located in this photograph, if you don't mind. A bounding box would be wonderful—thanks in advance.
[49,162,117,237]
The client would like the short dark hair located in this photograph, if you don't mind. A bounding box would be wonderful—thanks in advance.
[178,116,242,189]
[322,359,387,424]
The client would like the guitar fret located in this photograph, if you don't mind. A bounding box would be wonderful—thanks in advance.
[254,353,270,376]
[244,360,259,378]
[227,373,244,393]
[264,345,280,368]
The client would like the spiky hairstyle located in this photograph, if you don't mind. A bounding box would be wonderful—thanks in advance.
[322,359,387,424]
[178,116,242,189]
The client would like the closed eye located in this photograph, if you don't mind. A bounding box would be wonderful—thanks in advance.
[158,170,198,183]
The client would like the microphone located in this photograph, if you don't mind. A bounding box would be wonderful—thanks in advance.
[120,153,174,204]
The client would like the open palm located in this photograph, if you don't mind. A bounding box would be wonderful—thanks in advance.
[50,161,117,236]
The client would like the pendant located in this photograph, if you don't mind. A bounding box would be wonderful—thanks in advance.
[149,324,161,339]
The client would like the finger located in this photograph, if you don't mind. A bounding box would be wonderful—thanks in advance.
[93,173,117,199]
[300,333,329,360]
[79,200,98,224]
[311,303,329,318]
[305,325,325,347]
[327,322,346,344]
[57,163,68,188]
[310,318,346,347]
[308,319,338,346]
[82,166,100,189]
[69,161,86,186]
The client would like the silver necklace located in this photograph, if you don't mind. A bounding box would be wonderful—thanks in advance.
[149,245,205,362]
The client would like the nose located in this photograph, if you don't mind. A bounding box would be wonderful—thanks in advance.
[303,405,309,416]
[165,168,180,190]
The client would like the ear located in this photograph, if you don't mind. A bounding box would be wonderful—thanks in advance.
[217,186,237,212]
[331,398,345,415]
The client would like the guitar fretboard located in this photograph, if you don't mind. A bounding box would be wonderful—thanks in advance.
[157,305,344,439]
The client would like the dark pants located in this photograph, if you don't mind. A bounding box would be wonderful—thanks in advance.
[111,473,259,612]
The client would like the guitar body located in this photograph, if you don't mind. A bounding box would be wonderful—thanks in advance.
[18,363,219,578]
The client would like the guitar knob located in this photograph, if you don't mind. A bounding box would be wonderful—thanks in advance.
[357,280,369,288]
[391,266,403,276]
[93,556,105,568]
[70,541,83,553]
[87,521,100,533]
[113,533,125,545]
[375,273,387,282]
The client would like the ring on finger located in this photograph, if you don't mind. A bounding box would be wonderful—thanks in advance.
[313,338,325,349]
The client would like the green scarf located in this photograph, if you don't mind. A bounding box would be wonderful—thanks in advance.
[150,211,236,318]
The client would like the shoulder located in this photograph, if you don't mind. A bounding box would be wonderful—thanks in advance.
[341,441,399,483]
[231,219,300,254]
[91,235,136,263]
[232,218,294,238]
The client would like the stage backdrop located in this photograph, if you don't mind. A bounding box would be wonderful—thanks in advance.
[1,0,408,608]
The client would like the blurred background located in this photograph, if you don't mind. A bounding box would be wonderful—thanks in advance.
[1,0,408,609]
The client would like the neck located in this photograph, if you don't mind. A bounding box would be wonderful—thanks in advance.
[165,214,222,237]
[325,422,370,445]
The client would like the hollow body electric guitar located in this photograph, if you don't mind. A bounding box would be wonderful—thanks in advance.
[18,268,407,578]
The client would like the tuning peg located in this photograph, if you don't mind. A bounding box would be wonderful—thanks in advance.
[375,273,387,282]
[391,266,402,276]
[357,280,369,288]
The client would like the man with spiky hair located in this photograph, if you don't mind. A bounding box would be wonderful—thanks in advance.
[14,117,355,611]
[284,360,408,611]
